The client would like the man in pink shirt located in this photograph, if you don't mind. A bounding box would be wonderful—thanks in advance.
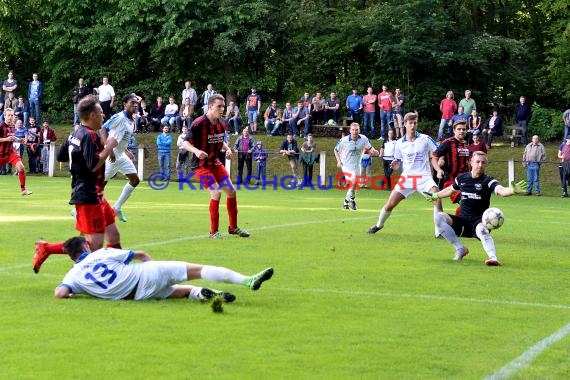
[439,90,457,140]
[362,87,377,137]
[378,84,393,139]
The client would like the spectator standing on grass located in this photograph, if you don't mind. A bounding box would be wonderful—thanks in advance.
[176,126,191,176]
[97,76,115,121]
[200,84,216,115]
[252,140,267,184]
[28,73,43,123]
[73,78,89,125]
[392,88,405,139]
[379,128,398,191]
[562,108,570,141]
[232,127,255,185]
[54,235,273,301]
[458,90,476,117]
[3,70,17,101]
[26,117,39,173]
[181,81,197,114]
[514,96,531,145]
[439,91,457,140]
[378,84,393,140]
[280,132,301,185]
[522,135,546,196]
[362,87,377,138]
[156,125,172,181]
[300,133,318,185]
[39,120,56,174]
[557,136,570,198]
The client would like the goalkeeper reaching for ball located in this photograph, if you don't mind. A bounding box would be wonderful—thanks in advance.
[424,151,527,266]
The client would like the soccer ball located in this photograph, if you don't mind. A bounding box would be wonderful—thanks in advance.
[482,207,505,230]
[327,119,336,126]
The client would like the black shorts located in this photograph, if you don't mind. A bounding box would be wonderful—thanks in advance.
[449,215,483,239]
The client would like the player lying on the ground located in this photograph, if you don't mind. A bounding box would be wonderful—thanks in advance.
[425,151,527,266]
[54,236,274,302]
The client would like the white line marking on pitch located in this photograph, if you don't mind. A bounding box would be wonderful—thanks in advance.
[483,322,570,380]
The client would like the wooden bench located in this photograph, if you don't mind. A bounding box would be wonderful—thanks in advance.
[504,124,525,147]
[313,116,353,137]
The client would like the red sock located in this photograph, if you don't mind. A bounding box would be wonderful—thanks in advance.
[18,170,26,188]
[106,243,122,249]
[209,199,220,234]
[227,196,238,230]
[46,242,66,254]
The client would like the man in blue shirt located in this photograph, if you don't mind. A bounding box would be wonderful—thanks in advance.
[346,88,363,124]
[28,73,43,123]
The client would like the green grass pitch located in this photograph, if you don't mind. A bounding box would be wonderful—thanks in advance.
[1,175,569,379]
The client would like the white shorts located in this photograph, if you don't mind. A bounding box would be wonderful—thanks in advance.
[105,155,137,180]
[133,261,188,300]
[392,173,437,198]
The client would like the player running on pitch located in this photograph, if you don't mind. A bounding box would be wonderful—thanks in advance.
[99,93,141,222]
[368,112,441,234]
[334,122,379,210]
[425,151,527,266]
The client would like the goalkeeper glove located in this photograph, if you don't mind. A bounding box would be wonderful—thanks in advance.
[510,180,528,194]
[422,191,439,202]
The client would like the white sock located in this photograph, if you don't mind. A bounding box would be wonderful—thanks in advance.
[376,207,391,228]
[435,213,463,250]
[189,287,203,300]
[114,183,135,210]
[346,188,355,200]
[200,265,247,285]
[476,224,497,259]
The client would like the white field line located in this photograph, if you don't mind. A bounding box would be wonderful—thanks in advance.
[483,322,570,380]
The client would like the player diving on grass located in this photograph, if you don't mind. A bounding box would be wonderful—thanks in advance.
[99,93,142,222]
[425,151,527,266]
[54,236,274,302]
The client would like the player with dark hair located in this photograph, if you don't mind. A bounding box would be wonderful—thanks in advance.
[182,93,249,238]
[32,95,120,273]
[431,120,470,218]
[99,93,141,222]
[426,151,527,266]
[54,236,273,301]
[0,108,32,195]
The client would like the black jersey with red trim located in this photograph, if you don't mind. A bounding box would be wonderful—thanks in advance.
[186,115,227,170]
[453,172,499,221]
[434,137,469,178]
[57,125,105,204]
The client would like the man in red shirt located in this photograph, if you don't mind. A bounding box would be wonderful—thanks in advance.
[183,94,250,239]
[362,87,377,137]
[377,84,393,139]
[438,91,457,140]
[0,108,32,195]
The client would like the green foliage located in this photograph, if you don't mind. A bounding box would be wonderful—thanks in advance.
[528,103,563,141]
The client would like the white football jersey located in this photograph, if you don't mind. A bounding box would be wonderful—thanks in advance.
[335,134,372,172]
[60,248,143,300]
[394,132,437,177]
[104,111,134,157]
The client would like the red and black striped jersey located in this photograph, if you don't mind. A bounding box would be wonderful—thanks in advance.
[433,137,470,178]
[186,115,227,170]
[0,122,16,158]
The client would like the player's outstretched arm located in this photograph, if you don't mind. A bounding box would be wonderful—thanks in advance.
[495,180,528,197]
[423,185,456,201]
[54,286,72,299]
